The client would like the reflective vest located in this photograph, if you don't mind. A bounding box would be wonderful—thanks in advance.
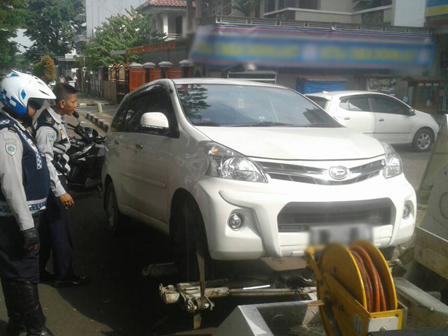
[0,113,50,217]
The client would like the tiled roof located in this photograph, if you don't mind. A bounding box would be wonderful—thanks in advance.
[139,0,195,9]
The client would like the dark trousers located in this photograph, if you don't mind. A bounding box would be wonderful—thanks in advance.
[39,176,75,281]
[0,216,39,283]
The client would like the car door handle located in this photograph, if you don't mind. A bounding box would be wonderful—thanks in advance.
[379,119,385,122]
[136,144,144,149]
[344,116,350,120]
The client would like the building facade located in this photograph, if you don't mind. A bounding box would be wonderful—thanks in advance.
[137,0,197,40]
[74,0,150,53]
[90,0,445,116]
[133,0,437,111]
[425,0,448,113]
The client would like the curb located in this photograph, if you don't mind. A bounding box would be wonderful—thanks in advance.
[78,102,115,107]
[86,113,110,132]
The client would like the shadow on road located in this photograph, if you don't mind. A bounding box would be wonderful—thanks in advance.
[56,191,175,335]
[51,191,298,336]
[55,191,242,336]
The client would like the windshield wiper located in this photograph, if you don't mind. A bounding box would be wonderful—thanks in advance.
[233,121,295,127]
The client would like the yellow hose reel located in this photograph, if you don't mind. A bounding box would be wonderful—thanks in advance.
[306,241,403,336]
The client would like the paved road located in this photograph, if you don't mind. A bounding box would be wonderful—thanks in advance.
[396,146,430,190]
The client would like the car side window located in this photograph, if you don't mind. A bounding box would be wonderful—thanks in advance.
[110,99,129,132]
[123,94,149,133]
[142,86,177,135]
[371,97,408,115]
[339,97,371,112]
[348,98,371,112]
[123,86,176,134]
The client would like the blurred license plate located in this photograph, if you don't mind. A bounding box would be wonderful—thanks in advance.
[310,225,372,245]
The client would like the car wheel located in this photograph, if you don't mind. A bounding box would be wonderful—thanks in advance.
[105,182,124,236]
[380,246,395,261]
[412,128,434,152]
[171,197,212,281]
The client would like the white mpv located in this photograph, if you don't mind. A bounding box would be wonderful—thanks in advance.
[102,79,416,273]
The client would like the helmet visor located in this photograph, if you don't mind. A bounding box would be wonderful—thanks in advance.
[28,99,44,111]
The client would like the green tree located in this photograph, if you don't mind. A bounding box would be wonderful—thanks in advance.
[33,55,56,83]
[15,54,33,73]
[24,0,83,63]
[232,0,261,17]
[83,7,165,68]
[0,0,27,71]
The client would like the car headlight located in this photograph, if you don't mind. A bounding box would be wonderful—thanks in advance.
[381,142,403,179]
[199,142,267,183]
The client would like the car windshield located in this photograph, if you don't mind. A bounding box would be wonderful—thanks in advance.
[176,84,341,128]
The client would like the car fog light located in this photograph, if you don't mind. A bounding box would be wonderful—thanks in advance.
[403,205,411,219]
[228,213,243,230]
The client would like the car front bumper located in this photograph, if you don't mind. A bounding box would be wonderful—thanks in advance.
[191,173,416,260]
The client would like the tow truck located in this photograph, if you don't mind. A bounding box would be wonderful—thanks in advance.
[150,116,448,335]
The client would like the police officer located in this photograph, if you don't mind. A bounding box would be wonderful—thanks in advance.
[0,71,55,336]
[35,83,89,287]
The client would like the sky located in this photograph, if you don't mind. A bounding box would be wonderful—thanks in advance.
[11,29,33,54]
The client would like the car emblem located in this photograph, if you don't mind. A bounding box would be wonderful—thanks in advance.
[329,166,349,180]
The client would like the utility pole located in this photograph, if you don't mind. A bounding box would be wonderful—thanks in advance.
[186,0,194,33]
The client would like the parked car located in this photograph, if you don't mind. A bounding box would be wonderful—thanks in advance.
[305,91,439,152]
[102,79,416,278]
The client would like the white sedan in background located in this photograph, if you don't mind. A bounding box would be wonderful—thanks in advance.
[306,91,439,152]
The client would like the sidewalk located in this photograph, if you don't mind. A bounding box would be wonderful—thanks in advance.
[77,92,115,107]
[76,95,117,132]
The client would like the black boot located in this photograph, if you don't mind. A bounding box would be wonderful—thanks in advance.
[1,280,26,336]
[9,281,54,336]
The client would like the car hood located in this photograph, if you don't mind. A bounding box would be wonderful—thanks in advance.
[414,110,440,131]
[196,127,385,160]
[415,109,437,122]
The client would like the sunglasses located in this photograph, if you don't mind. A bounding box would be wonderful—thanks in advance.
[28,99,44,110]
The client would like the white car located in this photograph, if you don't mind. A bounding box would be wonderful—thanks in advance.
[102,79,416,277]
[305,91,439,152]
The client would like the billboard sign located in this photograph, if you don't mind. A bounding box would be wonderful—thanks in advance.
[190,25,435,70]
[426,0,448,17]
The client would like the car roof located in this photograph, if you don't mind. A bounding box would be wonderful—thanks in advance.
[305,91,393,99]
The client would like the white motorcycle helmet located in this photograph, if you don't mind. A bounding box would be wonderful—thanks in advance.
[0,70,56,115]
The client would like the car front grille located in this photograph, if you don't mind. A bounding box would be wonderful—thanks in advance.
[277,199,394,233]
[257,159,385,185]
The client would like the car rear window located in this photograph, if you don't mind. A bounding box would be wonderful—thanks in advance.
[339,97,372,112]
[307,96,329,111]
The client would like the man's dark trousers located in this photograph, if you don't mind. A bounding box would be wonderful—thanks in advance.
[0,217,39,282]
[39,176,75,281]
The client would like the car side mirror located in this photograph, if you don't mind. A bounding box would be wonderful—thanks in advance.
[408,108,416,116]
[140,112,169,130]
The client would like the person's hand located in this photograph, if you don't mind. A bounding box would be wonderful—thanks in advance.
[59,193,75,209]
[22,228,39,251]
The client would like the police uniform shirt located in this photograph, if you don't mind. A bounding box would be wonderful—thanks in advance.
[35,107,71,197]
[0,113,39,231]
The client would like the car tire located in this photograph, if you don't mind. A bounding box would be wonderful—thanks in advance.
[171,197,212,281]
[380,246,395,261]
[412,128,434,152]
[104,182,124,236]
